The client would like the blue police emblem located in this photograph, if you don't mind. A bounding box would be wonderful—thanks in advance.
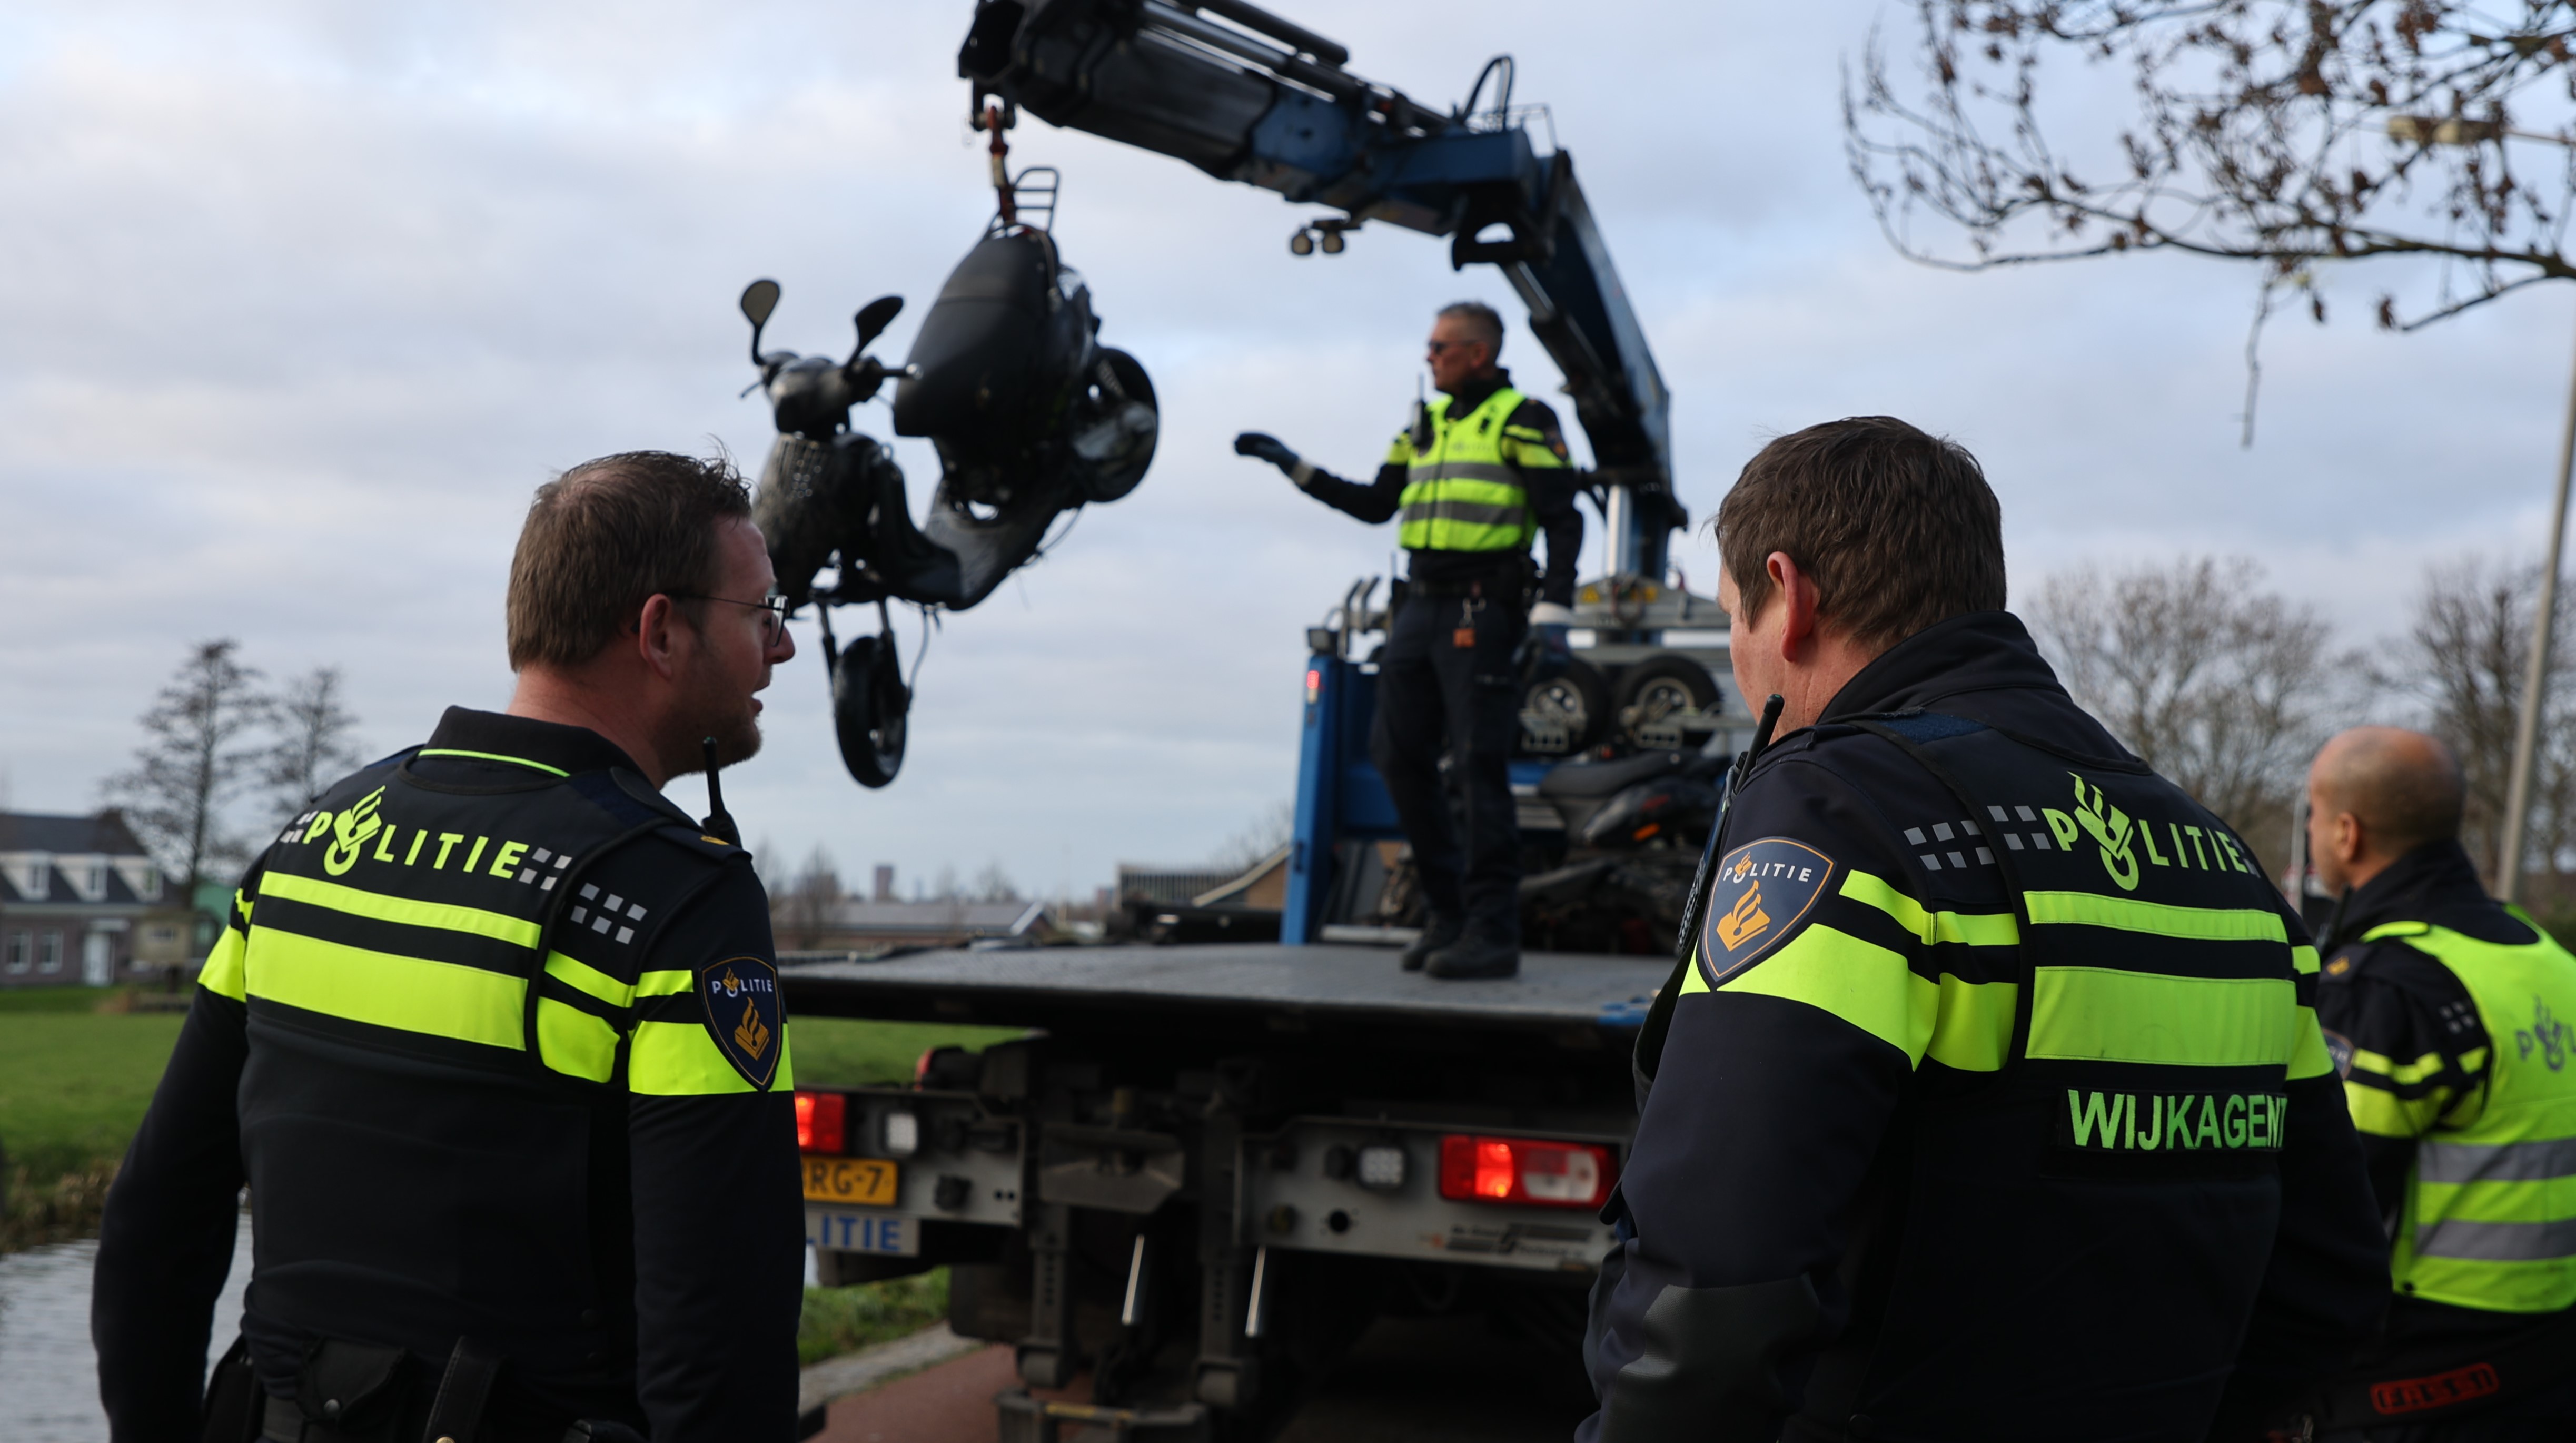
[698,956,784,1089]
[1698,837,1836,989]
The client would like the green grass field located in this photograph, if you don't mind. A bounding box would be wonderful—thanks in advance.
[0,983,1018,1246]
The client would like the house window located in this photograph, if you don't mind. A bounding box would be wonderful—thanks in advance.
[147,924,179,946]
[85,862,108,898]
[5,932,25,974]
[38,931,62,973]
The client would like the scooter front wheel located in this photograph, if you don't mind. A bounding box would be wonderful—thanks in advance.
[831,632,909,788]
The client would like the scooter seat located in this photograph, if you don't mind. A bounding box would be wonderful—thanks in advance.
[1537,750,1690,801]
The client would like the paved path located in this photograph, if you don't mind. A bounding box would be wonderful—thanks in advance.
[806,1312,1590,1442]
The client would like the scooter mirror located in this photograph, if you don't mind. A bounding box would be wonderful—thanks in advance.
[740,279,782,329]
[741,279,783,368]
[851,295,904,358]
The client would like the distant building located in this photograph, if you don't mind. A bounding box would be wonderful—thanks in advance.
[0,811,194,987]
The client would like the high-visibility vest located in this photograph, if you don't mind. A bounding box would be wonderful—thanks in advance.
[2353,916,2576,1313]
[1386,386,1565,552]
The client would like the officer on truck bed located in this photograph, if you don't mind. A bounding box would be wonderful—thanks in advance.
[1582,417,2388,1442]
[2303,726,2576,1440]
[92,452,804,1443]
[1234,300,1582,980]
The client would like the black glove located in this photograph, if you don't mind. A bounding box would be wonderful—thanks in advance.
[1234,431,1307,481]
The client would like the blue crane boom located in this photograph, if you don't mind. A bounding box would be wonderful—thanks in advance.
[957,0,1684,580]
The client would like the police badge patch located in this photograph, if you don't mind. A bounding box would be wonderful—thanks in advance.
[698,956,784,1089]
[1698,837,1836,989]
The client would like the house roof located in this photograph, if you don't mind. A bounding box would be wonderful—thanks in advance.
[0,811,164,907]
[0,811,150,856]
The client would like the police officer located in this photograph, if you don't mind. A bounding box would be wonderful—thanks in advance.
[1234,301,1581,979]
[1582,417,2389,1441]
[93,452,804,1443]
[2305,726,2576,1440]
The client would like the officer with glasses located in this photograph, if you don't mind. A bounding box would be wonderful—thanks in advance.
[95,451,806,1443]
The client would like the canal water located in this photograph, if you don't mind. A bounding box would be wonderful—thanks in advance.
[0,1211,253,1442]
[0,1219,823,1440]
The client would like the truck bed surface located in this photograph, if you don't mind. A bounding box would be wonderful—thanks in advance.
[782,943,1667,1038]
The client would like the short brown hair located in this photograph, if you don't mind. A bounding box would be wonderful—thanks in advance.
[507,451,752,670]
[1716,417,2005,650]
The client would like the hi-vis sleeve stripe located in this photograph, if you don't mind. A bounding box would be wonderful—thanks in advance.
[630,1019,794,1095]
[1685,921,2018,1072]
[201,921,249,1001]
[1839,869,2019,946]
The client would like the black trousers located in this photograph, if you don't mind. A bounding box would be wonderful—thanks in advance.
[1371,591,1525,936]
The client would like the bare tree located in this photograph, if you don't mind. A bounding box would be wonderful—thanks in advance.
[1211,802,1297,873]
[776,845,844,951]
[262,667,364,822]
[2380,554,2576,895]
[972,861,1022,903]
[104,640,266,905]
[1848,2,2576,434]
[2031,556,2344,875]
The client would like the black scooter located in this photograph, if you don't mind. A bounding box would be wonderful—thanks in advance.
[1517,743,1730,953]
[737,224,1157,788]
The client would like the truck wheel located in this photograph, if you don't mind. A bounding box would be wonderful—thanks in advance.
[1612,654,1718,746]
[832,632,908,788]
[1519,658,1609,756]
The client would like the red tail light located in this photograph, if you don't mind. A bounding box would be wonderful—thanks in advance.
[1439,1134,1616,1209]
[795,1090,846,1154]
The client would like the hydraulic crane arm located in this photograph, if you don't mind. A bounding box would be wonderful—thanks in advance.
[958,0,1683,580]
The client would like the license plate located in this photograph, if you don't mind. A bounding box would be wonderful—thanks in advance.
[806,1207,918,1257]
[803,1155,899,1207]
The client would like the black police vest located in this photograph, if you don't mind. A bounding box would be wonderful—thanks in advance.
[231,753,744,1386]
[1646,711,2326,1434]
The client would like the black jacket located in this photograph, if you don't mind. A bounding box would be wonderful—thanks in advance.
[1581,612,2387,1443]
[1297,369,1585,606]
[91,708,801,1443]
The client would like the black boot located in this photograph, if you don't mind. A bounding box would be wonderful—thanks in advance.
[1425,925,1519,980]
[1400,914,1464,972]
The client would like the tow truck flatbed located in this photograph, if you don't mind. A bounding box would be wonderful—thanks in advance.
[781,943,1666,1040]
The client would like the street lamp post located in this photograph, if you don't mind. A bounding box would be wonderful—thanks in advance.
[2495,324,2576,904]
[2386,115,2573,901]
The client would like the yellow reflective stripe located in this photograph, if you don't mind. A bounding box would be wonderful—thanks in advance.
[1700,923,2014,1070]
[1399,477,1526,506]
[545,951,634,1009]
[2417,1177,2576,1224]
[637,969,693,999]
[259,872,541,950]
[2293,944,2320,975]
[2026,967,2296,1066]
[2024,891,2288,943]
[2288,1009,2335,1081]
[235,890,255,921]
[245,930,523,1050]
[2349,1045,2455,1086]
[200,926,248,1001]
[628,1018,793,1094]
[1838,869,2019,947]
[536,996,619,1083]
[2364,921,2433,941]
[2346,1080,2446,1138]
[1924,977,2017,1072]
[415,748,571,777]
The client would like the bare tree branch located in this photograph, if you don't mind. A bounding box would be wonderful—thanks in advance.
[1848,2,2576,340]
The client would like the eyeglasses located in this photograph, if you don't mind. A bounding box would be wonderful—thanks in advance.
[671,591,789,645]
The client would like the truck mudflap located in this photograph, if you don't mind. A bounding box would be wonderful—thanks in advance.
[995,1391,1211,1443]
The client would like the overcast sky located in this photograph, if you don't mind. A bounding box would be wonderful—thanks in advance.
[0,1,2560,899]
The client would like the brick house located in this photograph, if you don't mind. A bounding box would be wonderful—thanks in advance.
[0,811,194,987]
